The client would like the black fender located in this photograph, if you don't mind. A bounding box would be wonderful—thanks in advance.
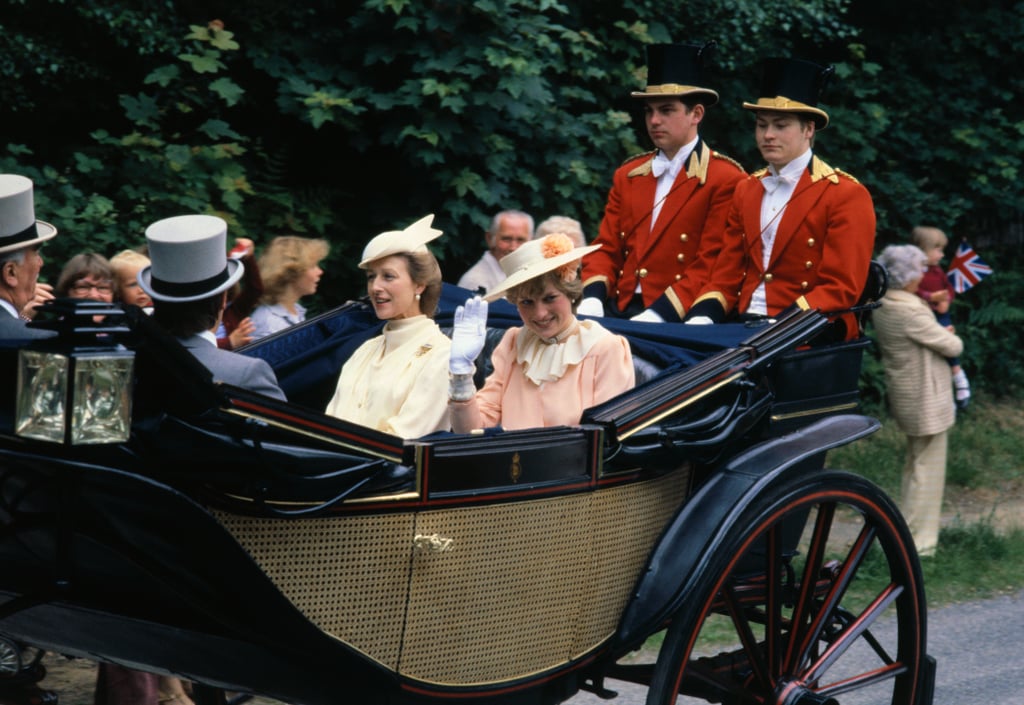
[613,413,880,651]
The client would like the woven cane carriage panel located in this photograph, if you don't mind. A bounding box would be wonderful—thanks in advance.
[212,510,414,669]
[399,470,689,685]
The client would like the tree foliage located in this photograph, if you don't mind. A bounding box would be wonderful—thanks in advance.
[0,0,1022,395]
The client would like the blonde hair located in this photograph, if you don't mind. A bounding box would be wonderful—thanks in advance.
[259,236,330,303]
[911,226,948,251]
[535,216,586,247]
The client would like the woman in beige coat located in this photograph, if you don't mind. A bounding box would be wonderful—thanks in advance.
[873,244,964,557]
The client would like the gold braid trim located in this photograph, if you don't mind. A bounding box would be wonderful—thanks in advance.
[711,151,745,173]
[624,150,657,177]
[693,291,727,308]
[665,287,685,318]
[810,156,841,184]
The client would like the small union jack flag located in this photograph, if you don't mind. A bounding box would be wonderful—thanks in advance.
[946,241,993,294]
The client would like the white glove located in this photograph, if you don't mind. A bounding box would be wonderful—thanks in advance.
[450,295,488,375]
[630,309,663,323]
[576,297,605,317]
[685,315,714,325]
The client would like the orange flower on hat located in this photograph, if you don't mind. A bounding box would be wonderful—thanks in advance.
[540,232,578,281]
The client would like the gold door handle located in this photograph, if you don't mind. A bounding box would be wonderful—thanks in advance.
[414,533,454,553]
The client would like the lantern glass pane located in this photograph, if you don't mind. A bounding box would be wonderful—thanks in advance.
[16,350,69,443]
[71,354,134,445]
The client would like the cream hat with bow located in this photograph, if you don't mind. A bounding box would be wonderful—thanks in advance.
[358,214,443,269]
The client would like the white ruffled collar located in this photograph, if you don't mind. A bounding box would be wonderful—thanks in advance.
[514,318,606,384]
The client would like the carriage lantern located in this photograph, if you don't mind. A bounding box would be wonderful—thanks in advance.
[14,300,134,445]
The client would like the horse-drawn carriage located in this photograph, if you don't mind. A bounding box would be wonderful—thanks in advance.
[0,283,933,705]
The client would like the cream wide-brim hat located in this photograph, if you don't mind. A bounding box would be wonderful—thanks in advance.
[0,174,57,254]
[484,235,601,302]
[358,213,443,269]
[138,214,244,303]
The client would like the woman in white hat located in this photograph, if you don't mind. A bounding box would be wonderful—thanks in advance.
[324,215,452,438]
[448,233,635,432]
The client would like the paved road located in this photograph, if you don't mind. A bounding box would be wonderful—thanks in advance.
[567,589,1024,705]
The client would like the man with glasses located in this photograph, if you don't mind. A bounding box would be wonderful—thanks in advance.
[0,174,57,340]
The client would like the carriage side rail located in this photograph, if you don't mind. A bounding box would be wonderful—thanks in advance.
[581,308,831,443]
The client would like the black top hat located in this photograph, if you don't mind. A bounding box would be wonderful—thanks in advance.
[742,57,835,129]
[630,41,719,106]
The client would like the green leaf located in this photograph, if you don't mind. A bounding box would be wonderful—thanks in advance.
[178,51,225,75]
[144,65,180,87]
[209,77,245,106]
[120,93,160,130]
[198,120,242,141]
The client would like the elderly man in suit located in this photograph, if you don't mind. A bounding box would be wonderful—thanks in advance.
[0,174,57,341]
[579,41,745,322]
[138,214,286,400]
[687,57,876,341]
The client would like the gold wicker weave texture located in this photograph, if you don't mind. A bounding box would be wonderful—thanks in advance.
[213,468,689,685]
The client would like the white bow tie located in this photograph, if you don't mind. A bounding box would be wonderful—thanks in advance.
[651,153,680,179]
[761,173,797,194]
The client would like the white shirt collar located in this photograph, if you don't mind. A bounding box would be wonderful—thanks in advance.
[770,148,813,180]
[196,329,218,347]
[0,299,19,319]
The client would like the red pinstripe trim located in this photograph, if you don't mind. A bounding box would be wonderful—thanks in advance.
[229,397,404,459]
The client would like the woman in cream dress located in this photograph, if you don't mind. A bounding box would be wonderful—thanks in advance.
[325,215,451,438]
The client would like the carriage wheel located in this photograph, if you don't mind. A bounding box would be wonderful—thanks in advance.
[646,470,928,705]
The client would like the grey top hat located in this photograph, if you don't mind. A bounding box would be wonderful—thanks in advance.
[0,174,57,255]
[138,214,244,302]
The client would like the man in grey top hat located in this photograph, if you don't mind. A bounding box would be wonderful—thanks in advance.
[0,174,58,341]
[138,214,286,400]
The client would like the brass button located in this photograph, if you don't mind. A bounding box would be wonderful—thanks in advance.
[615,289,621,295]
[675,274,682,281]
[764,273,774,283]
[807,238,816,247]
[618,269,624,276]
[639,268,649,278]
[676,253,685,262]
[624,249,629,256]
[619,231,625,239]
[634,269,640,276]
[801,281,809,290]
[805,260,813,269]
[680,233,688,242]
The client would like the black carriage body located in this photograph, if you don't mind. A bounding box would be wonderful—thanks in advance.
[0,288,932,705]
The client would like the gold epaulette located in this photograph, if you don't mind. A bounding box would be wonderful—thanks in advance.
[835,168,862,185]
[810,156,841,184]
[712,151,745,173]
[752,167,769,179]
[625,150,656,177]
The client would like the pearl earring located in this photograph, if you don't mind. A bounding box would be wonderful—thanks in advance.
[415,293,422,301]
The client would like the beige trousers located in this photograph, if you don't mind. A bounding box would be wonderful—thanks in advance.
[900,431,948,557]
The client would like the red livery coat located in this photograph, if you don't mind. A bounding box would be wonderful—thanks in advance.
[692,155,875,339]
[582,139,745,321]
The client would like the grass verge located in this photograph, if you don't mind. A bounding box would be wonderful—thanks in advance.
[829,396,1024,607]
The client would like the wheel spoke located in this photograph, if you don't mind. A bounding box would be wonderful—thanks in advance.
[783,502,834,673]
[804,582,903,684]
[792,520,876,670]
[720,582,772,691]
